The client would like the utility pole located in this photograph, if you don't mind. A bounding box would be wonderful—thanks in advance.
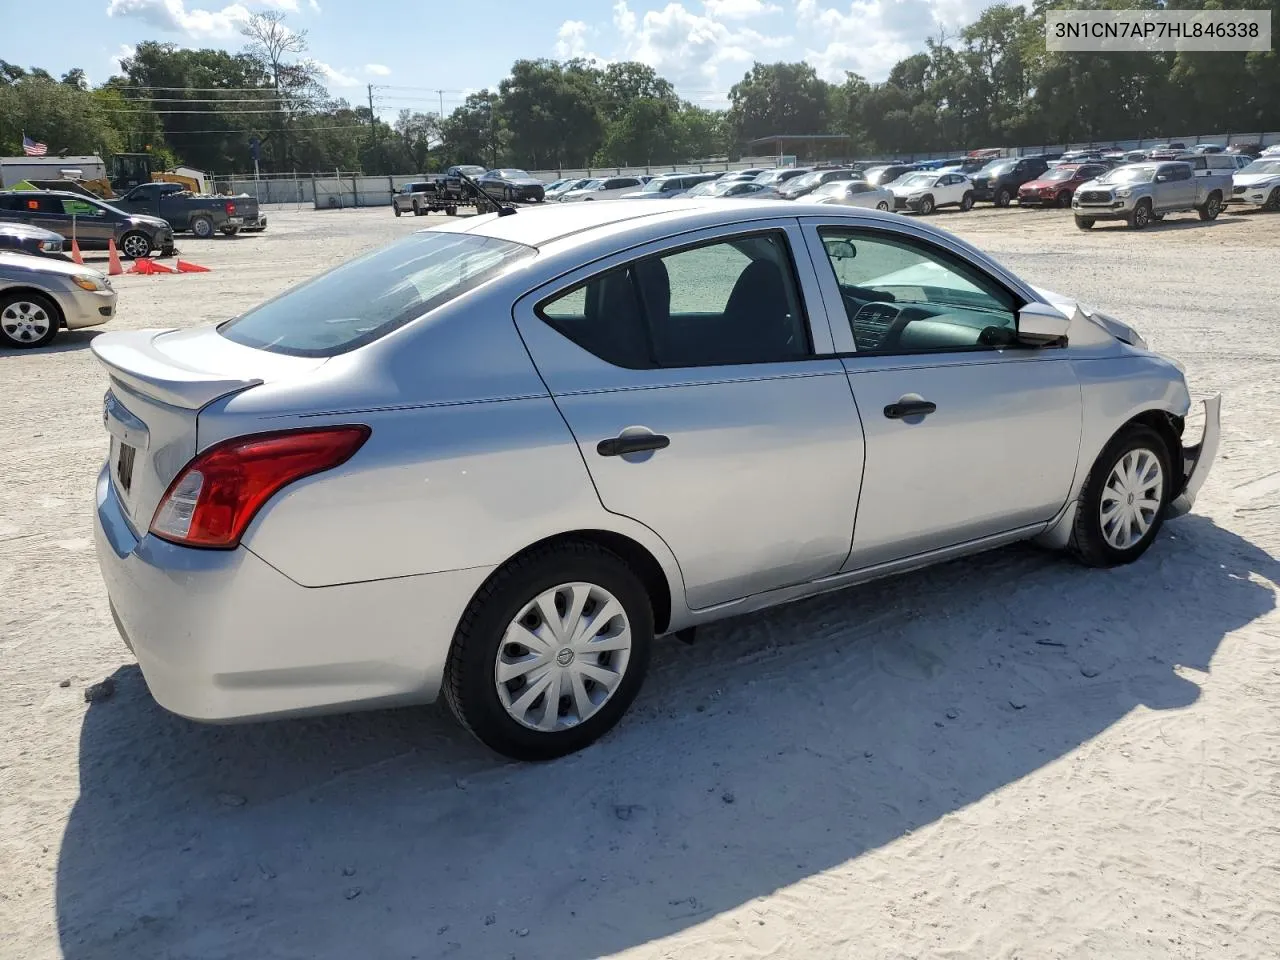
[437,89,445,118]
[367,84,378,143]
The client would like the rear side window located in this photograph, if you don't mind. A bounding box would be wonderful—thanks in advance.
[220,231,534,357]
[537,232,810,369]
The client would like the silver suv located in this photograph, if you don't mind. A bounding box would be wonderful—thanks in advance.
[1072,161,1231,229]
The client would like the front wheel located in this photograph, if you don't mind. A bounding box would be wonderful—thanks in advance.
[1129,201,1152,229]
[1056,192,1072,208]
[1074,216,1095,230]
[443,541,654,761]
[394,205,402,217]
[876,200,890,211]
[1197,192,1222,221]
[1069,424,1171,567]
[190,216,214,239]
[995,187,1012,208]
[1263,188,1280,212]
[119,231,152,259]
[917,195,935,215]
[959,192,974,212]
[0,291,60,348]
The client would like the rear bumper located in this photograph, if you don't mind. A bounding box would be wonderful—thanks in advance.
[1168,395,1222,518]
[93,466,492,722]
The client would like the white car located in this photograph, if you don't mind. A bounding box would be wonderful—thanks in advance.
[888,172,975,215]
[560,176,647,202]
[1228,158,1280,210]
[808,180,895,211]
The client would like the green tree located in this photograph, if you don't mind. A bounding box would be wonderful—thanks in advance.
[727,62,831,147]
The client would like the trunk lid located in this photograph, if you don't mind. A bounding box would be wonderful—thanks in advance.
[92,327,326,535]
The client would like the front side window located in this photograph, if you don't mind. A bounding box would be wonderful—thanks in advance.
[816,227,1019,355]
[537,232,811,369]
[220,231,534,357]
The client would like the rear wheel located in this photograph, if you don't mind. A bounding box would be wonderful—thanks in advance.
[446,205,458,216]
[0,292,60,348]
[444,541,654,761]
[1197,192,1223,220]
[1069,424,1171,567]
[1074,216,1095,230]
[959,192,974,212]
[119,231,152,259]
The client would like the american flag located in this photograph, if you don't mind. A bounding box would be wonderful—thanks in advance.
[22,134,48,157]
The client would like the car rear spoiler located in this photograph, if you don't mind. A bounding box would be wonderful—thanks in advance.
[91,328,263,410]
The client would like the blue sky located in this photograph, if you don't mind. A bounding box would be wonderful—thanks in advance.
[5,0,994,115]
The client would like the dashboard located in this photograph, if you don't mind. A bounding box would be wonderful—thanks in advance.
[838,284,1017,353]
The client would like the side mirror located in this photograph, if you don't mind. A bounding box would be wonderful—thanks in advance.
[824,238,856,260]
[1156,174,1169,182]
[1016,302,1070,346]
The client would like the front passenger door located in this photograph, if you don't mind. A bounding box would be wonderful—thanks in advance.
[803,220,1082,570]
[515,225,865,609]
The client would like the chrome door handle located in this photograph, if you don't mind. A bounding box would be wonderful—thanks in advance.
[597,434,670,457]
[884,399,937,419]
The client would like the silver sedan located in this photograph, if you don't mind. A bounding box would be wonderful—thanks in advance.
[807,179,895,210]
[91,199,1220,760]
[1,251,117,348]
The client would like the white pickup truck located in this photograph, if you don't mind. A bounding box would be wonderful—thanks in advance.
[1072,160,1232,229]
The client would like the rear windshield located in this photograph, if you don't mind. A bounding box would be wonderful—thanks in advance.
[218,231,534,357]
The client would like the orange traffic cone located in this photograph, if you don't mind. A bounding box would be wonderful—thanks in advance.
[176,259,211,273]
[70,238,84,265]
[127,258,175,275]
[106,238,123,276]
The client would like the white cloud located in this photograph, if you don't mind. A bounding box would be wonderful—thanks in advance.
[109,43,136,74]
[703,0,780,19]
[365,63,391,76]
[315,61,360,87]
[309,0,320,10]
[105,0,300,39]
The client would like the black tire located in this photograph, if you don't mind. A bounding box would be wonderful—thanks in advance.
[1056,191,1072,208]
[1129,200,1152,229]
[995,187,1012,208]
[1074,216,1095,230]
[190,216,214,240]
[876,200,890,211]
[0,291,61,348]
[412,202,424,216]
[394,205,402,217]
[446,205,457,216]
[1069,424,1172,568]
[443,541,654,761]
[220,226,240,236]
[1264,188,1280,212]
[959,192,974,212]
[119,231,152,259]
[917,194,935,215]
[1197,192,1222,221]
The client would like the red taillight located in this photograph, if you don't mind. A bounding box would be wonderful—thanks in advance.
[225,201,237,215]
[150,426,370,549]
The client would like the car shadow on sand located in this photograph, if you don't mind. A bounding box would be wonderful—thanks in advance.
[56,514,1277,959]
[0,329,101,357]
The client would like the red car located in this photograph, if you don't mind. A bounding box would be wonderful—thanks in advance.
[1017,163,1109,207]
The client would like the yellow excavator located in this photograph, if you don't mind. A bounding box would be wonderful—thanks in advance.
[80,153,210,199]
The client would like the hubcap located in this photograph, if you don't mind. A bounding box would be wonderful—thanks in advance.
[495,582,632,732]
[1099,448,1164,550]
[122,235,149,257]
[1,300,51,342]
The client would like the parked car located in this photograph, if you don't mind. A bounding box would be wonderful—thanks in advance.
[860,164,919,187]
[806,180,894,210]
[1,251,116,348]
[1229,158,1280,210]
[885,171,975,214]
[0,222,68,259]
[1260,144,1280,158]
[1072,161,1230,229]
[89,200,1221,760]
[1225,143,1262,159]
[111,181,265,237]
[545,178,592,201]
[559,176,646,202]
[716,169,766,181]
[1104,150,1148,164]
[476,169,546,203]
[1190,144,1225,154]
[1059,150,1106,165]
[970,156,1050,207]
[683,180,780,199]
[620,172,718,199]
[914,158,964,170]
[1145,143,1186,160]
[0,189,174,259]
[1017,163,1110,207]
[1230,155,1254,170]
[753,167,812,187]
[447,165,488,179]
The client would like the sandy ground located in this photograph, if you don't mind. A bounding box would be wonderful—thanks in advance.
[1,201,1278,960]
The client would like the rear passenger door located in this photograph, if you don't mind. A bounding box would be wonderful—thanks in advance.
[514,223,865,610]
[59,196,116,245]
[1158,164,1196,210]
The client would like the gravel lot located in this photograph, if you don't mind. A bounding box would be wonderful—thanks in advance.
[2,202,1278,960]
